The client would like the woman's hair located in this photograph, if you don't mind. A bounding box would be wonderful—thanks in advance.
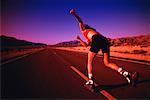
[84,24,96,31]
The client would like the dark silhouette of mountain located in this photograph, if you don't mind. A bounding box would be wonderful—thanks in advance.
[54,35,150,47]
[0,35,47,48]
[55,40,80,47]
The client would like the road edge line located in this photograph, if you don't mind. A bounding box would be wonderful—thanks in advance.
[53,48,150,66]
[1,49,44,66]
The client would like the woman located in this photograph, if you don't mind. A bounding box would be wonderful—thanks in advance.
[70,9,138,86]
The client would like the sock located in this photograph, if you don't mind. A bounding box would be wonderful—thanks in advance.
[118,68,129,77]
[118,68,123,74]
[88,73,93,80]
[122,71,129,77]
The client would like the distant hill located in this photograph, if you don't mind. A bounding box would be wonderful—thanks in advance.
[110,35,150,47]
[0,35,47,51]
[55,35,150,47]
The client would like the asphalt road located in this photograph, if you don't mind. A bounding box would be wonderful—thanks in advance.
[1,48,150,99]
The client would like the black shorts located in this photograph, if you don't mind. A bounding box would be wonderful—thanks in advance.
[90,34,110,53]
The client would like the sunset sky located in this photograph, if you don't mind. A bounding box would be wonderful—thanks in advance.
[1,0,150,44]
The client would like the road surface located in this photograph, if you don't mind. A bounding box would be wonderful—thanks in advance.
[1,48,150,99]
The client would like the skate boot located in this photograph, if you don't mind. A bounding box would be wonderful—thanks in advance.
[85,79,94,85]
[126,72,139,86]
[84,79,95,92]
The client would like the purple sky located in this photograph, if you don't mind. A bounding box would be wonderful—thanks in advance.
[1,0,150,44]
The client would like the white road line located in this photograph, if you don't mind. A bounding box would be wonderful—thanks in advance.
[70,66,116,100]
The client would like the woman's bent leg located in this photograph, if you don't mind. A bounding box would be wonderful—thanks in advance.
[103,52,139,86]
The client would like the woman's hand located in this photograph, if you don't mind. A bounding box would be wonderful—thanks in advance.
[76,35,81,40]
[70,9,75,14]
[87,46,91,50]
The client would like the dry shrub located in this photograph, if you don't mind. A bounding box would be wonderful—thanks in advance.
[114,50,130,54]
[124,51,130,54]
[113,51,118,52]
[132,50,147,54]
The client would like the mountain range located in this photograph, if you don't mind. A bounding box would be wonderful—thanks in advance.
[0,35,47,47]
[55,35,150,47]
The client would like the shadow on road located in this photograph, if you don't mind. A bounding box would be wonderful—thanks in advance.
[137,79,150,85]
[95,83,128,91]
[95,79,150,92]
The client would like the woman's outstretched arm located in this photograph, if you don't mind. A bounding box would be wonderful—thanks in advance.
[70,9,85,31]
[70,9,83,24]
[76,36,88,47]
